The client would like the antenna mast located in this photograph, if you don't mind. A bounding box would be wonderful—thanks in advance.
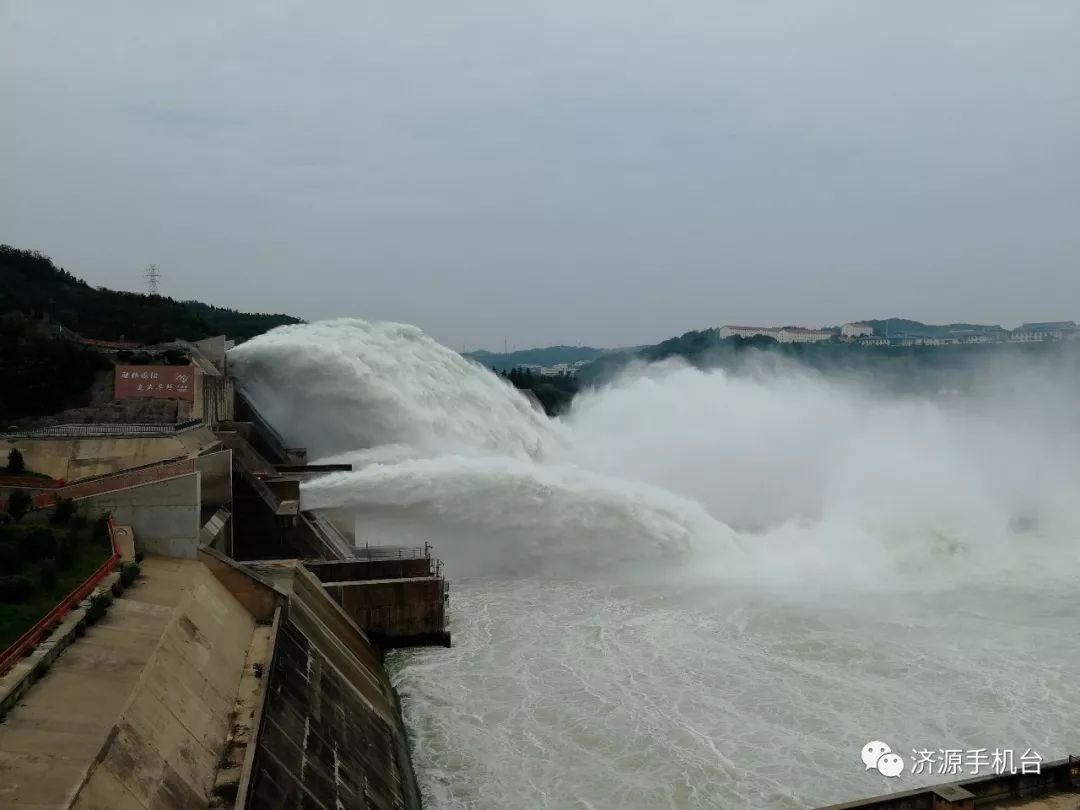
[145,264,161,295]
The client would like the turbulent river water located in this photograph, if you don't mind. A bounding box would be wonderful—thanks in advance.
[230,319,1080,809]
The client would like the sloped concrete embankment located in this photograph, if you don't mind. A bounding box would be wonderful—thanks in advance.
[243,564,423,809]
[68,560,256,808]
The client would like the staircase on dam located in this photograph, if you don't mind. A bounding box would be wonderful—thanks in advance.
[0,550,425,809]
[0,557,264,808]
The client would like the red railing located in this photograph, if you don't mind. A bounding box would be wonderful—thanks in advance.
[0,518,120,676]
[0,475,63,489]
[26,458,196,510]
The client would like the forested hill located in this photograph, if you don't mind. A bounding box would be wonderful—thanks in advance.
[858,318,1005,336]
[576,326,1078,394]
[0,245,301,344]
[467,345,609,370]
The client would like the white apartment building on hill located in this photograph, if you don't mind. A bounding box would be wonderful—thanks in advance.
[1009,321,1078,342]
[718,325,834,343]
[718,325,781,340]
[841,322,874,338]
[777,327,834,344]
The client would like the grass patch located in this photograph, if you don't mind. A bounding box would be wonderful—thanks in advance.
[0,536,111,651]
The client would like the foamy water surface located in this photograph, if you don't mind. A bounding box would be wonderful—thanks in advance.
[230,319,1080,809]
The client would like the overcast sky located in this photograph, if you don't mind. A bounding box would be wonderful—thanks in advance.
[3,2,1079,350]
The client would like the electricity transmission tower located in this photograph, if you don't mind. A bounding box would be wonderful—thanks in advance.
[145,264,161,295]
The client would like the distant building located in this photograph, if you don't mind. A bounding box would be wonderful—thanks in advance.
[538,363,575,376]
[857,335,889,346]
[945,328,1001,345]
[719,324,833,343]
[1009,321,1078,342]
[776,327,833,344]
[719,325,781,340]
[891,331,944,347]
[841,323,874,338]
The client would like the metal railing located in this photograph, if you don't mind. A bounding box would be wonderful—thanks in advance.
[1,419,204,439]
[300,512,434,563]
[350,543,432,561]
[53,454,189,487]
[27,458,197,509]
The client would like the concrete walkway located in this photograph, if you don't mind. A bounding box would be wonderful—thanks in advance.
[0,558,196,809]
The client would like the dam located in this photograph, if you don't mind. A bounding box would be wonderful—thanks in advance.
[3,320,1079,808]
[0,334,444,808]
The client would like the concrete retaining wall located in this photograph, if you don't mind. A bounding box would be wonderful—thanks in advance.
[198,546,282,623]
[195,449,232,510]
[2,426,218,482]
[201,375,235,427]
[70,563,256,810]
[325,576,448,645]
[83,473,202,559]
[244,566,422,809]
[307,557,433,582]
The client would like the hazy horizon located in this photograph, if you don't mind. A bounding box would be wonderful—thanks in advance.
[4,2,1079,350]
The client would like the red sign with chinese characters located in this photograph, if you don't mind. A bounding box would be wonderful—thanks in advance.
[114,365,195,401]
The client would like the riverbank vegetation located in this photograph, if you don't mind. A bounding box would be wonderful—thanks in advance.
[0,505,114,649]
[499,366,580,416]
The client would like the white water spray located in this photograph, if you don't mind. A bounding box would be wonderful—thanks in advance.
[230,319,1080,586]
[230,319,559,461]
[229,319,1080,808]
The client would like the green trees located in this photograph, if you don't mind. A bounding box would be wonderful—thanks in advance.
[6,448,25,474]
[23,527,57,561]
[0,575,36,602]
[6,490,31,522]
[0,311,111,422]
[56,535,76,571]
[0,503,114,647]
[49,498,76,526]
[39,559,58,589]
[163,348,189,365]
[91,515,111,546]
[500,366,580,416]
[0,244,301,344]
[119,561,140,588]
[84,592,112,624]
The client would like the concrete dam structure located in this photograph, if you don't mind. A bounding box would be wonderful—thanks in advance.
[9,323,1077,807]
[0,550,425,809]
[0,338,444,809]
